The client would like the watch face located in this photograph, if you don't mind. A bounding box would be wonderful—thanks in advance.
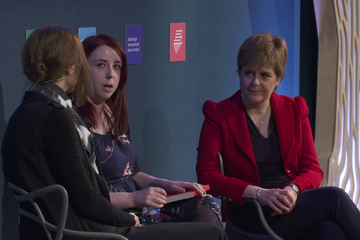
[292,184,299,193]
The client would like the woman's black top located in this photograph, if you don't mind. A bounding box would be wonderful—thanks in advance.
[246,112,292,188]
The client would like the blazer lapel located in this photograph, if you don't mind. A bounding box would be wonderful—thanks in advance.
[222,91,256,164]
[271,94,294,164]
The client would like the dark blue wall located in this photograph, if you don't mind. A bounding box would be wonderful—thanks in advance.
[0,0,300,238]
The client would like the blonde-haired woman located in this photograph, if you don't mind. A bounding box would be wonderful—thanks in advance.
[197,33,360,240]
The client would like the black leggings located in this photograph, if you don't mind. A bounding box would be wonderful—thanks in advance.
[124,203,225,240]
[125,222,226,240]
[226,187,360,240]
[187,204,224,229]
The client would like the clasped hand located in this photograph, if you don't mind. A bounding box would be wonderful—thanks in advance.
[129,213,142,227]
[258,186,298,216]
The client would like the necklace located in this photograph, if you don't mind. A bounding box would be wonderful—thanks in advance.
[257,112,268,130]
[248,105,270,131]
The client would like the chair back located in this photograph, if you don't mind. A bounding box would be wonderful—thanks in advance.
[8,182,128,240]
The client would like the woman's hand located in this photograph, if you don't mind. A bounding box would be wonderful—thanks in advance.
[129,213,142,227]
[258,187,298,216]
[131,172,206,197]
[132,187,167,208]
[278,185,298,214]
[159,180,207,197]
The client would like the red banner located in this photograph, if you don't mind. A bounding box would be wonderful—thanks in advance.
[170,23,186,62]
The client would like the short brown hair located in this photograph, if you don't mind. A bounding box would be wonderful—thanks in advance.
[237,33,288,80]
[22,25,92,105]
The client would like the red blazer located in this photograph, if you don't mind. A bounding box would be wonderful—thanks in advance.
[196,90,323,216]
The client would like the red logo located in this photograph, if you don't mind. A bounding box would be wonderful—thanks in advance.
[170,23,186,62]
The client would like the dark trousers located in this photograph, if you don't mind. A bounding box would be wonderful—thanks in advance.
[126,222,227,240]
[124,202,226,240]
[111,203,226,240]
[21,207,227,240]
[104,204,226,240]
[187,204,224,229]
[226,187,360,240]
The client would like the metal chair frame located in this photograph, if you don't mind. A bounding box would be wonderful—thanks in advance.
[217,153,283,240]
[8,182,128,240]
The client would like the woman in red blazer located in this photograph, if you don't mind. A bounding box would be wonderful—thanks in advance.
[197,33,360,240]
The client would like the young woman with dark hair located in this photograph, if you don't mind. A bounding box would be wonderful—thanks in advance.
[77,33,223,228]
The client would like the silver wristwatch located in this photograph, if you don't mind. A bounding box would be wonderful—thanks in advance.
[288,183,300,195]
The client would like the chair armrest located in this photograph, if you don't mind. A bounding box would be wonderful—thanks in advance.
[244,199,283,240]
[216,153,283,240]
[8,183,129,240]
[8,183,68,240]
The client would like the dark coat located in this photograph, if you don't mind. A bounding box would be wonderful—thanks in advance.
[2,91,135,239]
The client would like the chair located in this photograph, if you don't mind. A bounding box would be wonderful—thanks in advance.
[217,153,283,240]
[8,182,128,240]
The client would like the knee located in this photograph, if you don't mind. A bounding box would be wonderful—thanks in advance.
[310,220,345,240]
[326,186,350,201]
[198,223,227,240]
[322,187,357,213]
[188,204,223,229]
